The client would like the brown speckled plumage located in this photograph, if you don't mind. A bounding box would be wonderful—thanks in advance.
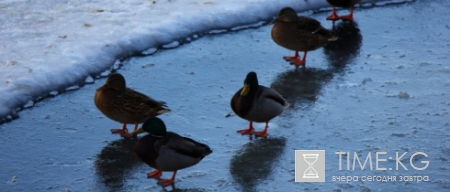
[271,7,336,68]
[271,8,335,52]
[94,73,170,133]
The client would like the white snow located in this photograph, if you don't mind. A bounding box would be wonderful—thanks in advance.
[0,0,391,120]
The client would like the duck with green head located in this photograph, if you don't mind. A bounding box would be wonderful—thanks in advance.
[326,0,361,21]
[271,7,337,70]
[230,72,289,137]
[128,117,212,186]
[94,73,171,135]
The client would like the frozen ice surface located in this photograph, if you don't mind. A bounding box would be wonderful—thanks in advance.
[0,0,396,121]
[398,91,410,99]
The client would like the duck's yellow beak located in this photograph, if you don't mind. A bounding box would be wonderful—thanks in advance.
[240,84,251,96]
[131,127,145,136]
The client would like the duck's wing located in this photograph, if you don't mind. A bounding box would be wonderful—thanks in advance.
[160,132,212,159]
[296,16,322,31]
[123,88,168,108]
[255,86,289,107]
[296,16,332,37]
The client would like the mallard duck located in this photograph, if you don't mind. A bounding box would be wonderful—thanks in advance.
[129,117,212,186]
[271,7,337,70]
[326,0,361,21]
[94,73,171,134]
[230,72,289,137]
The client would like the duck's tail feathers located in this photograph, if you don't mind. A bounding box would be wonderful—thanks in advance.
[328,34,338,41]
[158,100,167,106]
[313,27,338,41]
[199,145,213,157]
[157,108,171,114]
[284,102,291,109]
[156,100,171,114]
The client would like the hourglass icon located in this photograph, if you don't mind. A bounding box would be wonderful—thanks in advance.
[303,154,319,178]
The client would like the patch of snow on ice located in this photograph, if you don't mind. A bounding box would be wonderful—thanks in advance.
[0,0,398,120]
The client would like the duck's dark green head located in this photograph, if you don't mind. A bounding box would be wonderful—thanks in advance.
[275,7,298,23]
[240,71,259,96]
[105,73,126,91]
[131,117,167,137]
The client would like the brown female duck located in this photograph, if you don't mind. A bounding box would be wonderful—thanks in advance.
[130,117,212,186]
[94,73,170,134]
[271,7,337,69]
[230,71,289,137]
[326,0,361,21]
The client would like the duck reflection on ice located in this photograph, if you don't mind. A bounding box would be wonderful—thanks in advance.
[270,68,333,109]
[94,138,142,190]
[230,137,286,192]
[324,21,362,73]
[270,22,362,110]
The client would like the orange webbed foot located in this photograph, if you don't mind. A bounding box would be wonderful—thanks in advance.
[326,7,340,21]
[339,14,354,21]
[283,56,298,61]
[111,123,128,134]
[110,128,128,134]
[121,132,135,138]
[289,59,306,66]
[255,122,269,137]
[237,121,255,135]
[158,171,176,186]
[326,15,340,21]
[237,127,254,135]
[158,178,175,186]
[254,130,268,137]
[147,170,162,178]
